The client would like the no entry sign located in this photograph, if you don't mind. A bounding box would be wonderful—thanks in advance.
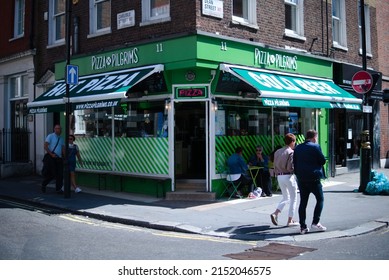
[352,70,373,94]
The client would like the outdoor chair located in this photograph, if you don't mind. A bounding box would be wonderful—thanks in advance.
[218,166,242,200]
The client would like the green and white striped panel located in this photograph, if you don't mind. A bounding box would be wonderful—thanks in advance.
[76,137,113,171]
[76,137,169,175]
[114,137,169,175]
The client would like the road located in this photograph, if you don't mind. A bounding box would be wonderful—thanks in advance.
[0,197,388,260]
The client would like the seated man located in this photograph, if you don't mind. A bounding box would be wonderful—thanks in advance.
[248,146,273,197]
[226,147,253,198]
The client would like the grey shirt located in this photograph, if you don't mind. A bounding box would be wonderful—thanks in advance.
[274,146,294,174]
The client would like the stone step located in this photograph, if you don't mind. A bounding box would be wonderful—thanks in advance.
[166,179,215,201]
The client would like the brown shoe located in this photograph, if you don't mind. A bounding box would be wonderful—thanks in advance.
[270,214,278,226]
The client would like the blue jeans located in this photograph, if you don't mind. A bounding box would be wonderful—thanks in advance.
[297,180,324,229]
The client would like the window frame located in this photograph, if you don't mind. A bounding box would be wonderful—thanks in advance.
[332,0,348,50]
[88,0,111,37]
[9,75,29,99]
[140,0,171,26]
[13,0,25,38]
[231,0,258,29]
[284,0,305,41]
[358,1,372,57]
[48,0,65,46]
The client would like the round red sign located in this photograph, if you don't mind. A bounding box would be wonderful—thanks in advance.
[351,71,373,94]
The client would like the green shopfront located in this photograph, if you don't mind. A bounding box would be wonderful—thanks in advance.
[28,33,362,197]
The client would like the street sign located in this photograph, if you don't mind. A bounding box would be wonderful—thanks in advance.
[351,70,373,94]
[66,64,79,85]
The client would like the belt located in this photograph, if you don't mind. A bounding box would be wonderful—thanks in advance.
[277,172,292,175]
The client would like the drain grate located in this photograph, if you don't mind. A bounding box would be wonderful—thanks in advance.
[224,242,316,260]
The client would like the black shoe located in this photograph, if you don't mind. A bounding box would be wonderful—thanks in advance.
[41,185,46,193]
[267,193,273,197]
[261,193,266,197]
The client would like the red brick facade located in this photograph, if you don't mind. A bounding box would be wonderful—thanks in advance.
[376,0,389,163]
[0,0,34,58]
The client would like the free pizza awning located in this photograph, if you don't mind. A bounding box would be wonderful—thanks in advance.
[28,64,164,114]
[217,64,362,110]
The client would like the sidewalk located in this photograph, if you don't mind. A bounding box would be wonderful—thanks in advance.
[1,168,388,242]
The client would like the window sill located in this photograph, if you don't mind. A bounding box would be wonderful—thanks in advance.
[47,40,65,49]
[284,30,306,42]
[87,29,112,39]
[9,34,24,42]
[231,19,259,30]
[332,43,348,52]
[358,49,373,58]
[140,17,171,27]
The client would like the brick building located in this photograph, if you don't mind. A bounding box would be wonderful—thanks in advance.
[0,0,35,176]
[4,0,385,196]
[376,0,389,167]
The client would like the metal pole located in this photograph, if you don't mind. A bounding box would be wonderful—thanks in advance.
[64,0,72,198]
[359,0,371,192]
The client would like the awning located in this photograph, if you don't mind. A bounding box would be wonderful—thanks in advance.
[28,64,164,113]
[218,64,362,110]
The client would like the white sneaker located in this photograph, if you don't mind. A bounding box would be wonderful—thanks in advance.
[311,223,327,232]
[300,227,310,234]
[75,187,82,193]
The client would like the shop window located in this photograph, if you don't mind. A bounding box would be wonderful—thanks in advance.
[232,0,257,28]
[89,0,111,36]
[332,0,348,49]
[141,0,170,25]
[358,1,372,56]
[73,101,167,138]
[48,0,65,45]
[284,0,305,40]
[13,0,25,38]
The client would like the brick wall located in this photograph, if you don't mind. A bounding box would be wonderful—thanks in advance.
[0,0,33,58]
[35,1,380,78]
[376,0,389,161]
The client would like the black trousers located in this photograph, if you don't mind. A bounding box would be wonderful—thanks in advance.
[42,157,64,191]
[257,170,272,195]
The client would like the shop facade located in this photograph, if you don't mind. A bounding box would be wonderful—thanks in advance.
[28,33,362,197]
[332,62,382,175]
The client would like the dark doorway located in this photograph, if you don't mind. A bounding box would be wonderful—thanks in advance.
[174,102,206,179]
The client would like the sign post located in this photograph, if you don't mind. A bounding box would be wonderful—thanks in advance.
[64,0,73,198]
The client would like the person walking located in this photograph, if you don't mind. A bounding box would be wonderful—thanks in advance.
[42,124,65,193]
[293,129,327,234]
[270,133,299,227]
[68,135,83,193]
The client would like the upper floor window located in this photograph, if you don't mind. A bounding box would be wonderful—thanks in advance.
[141,0,170,25]
[48,0,65,45]
[332,0,347,49]
[89,0,111,35]
[284,0,305,40]
[232,0,257,28]
[358,1,372,56]
[14,0,25,38]
[10,75,29,98]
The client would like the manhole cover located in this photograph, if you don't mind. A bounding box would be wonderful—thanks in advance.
[224,242,316,260]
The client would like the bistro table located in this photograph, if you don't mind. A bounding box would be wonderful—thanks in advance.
[249,166,263,188]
